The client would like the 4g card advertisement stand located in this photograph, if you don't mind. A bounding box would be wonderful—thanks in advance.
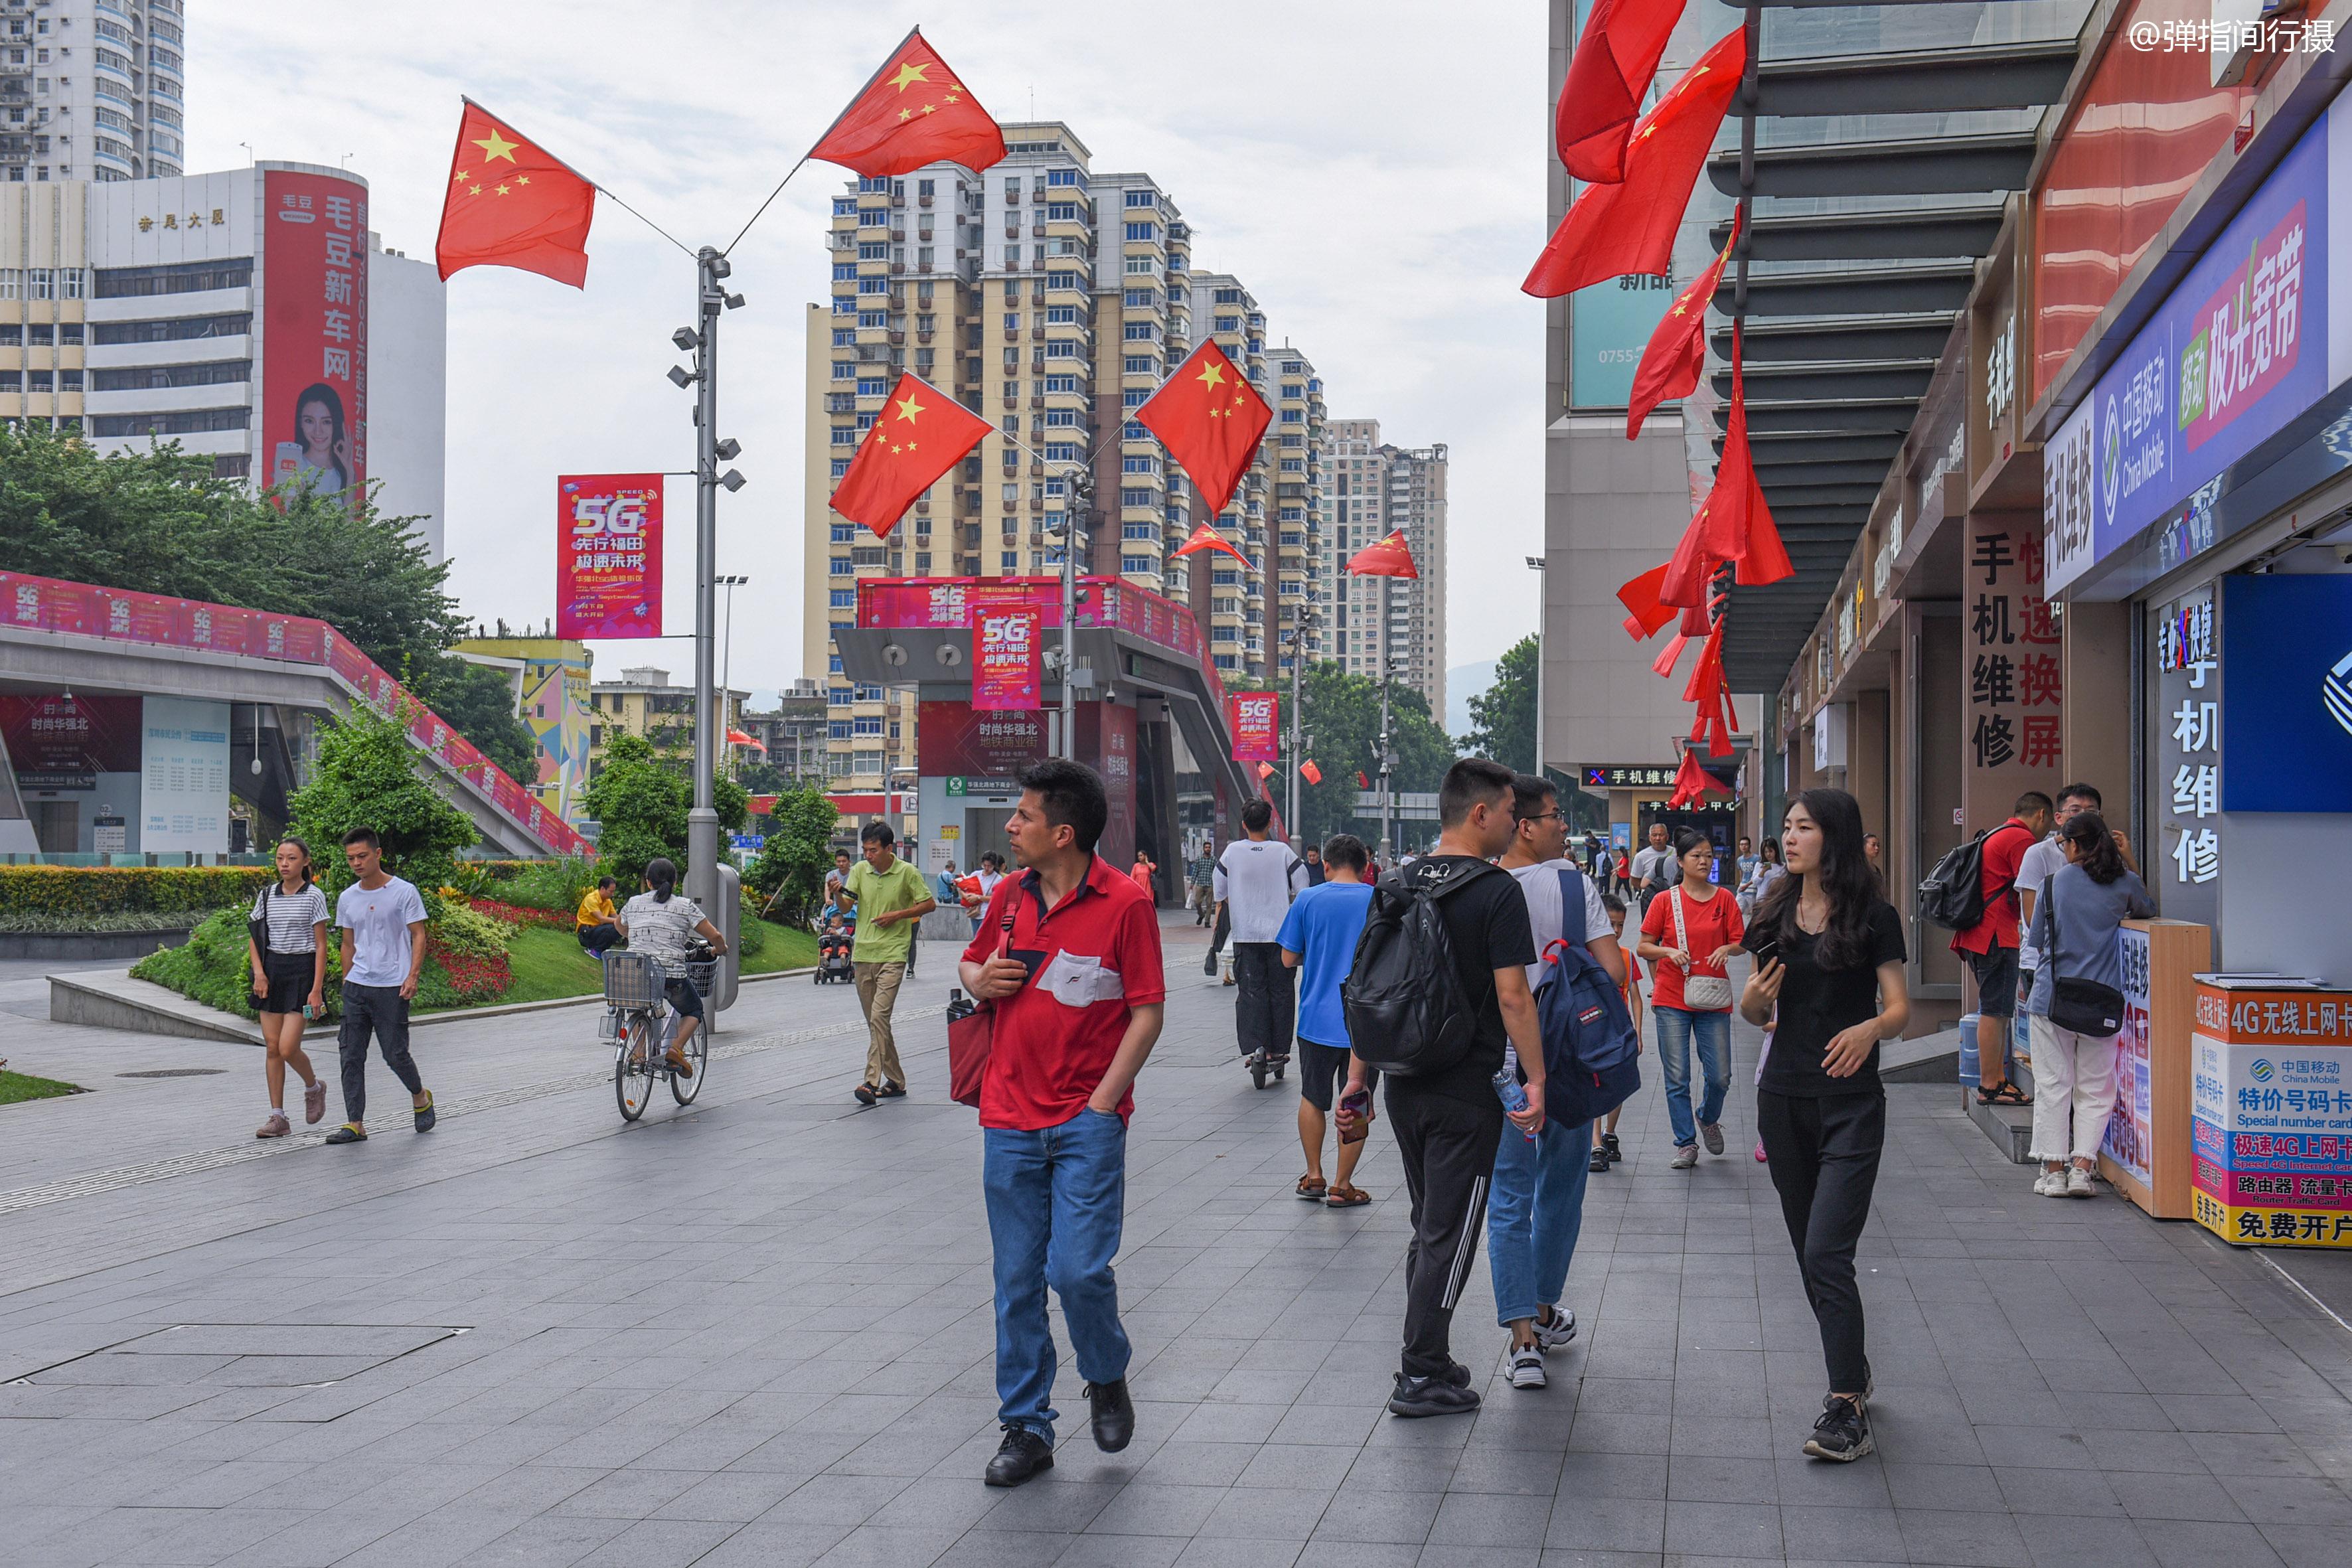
[2189,979,2352,1248]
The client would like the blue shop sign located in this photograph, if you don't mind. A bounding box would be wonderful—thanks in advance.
[2047,102,2343,595]
[2220,574,2352,813]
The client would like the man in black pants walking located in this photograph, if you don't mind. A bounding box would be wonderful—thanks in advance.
[1338,758,1546,1417]
[1214,799,1309,1071]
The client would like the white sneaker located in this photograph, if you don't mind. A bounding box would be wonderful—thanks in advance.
[1508,1346,1546,1389]
[1671,1144,1699,1170]
[2066,1167,2096,1198]
[1699,1122,1725,1156]
[2033,1170,2066,1198]
[1533,1306,1578,1352]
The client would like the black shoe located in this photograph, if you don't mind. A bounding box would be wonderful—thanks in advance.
[1589,1145,1610,1174]
[852,1083,878,1107]
[878,1082,907,1099]
[412,1093,435,1133]
[1387,1372,1481,1418]
[323,1123,366,1144]
[1603,1133,1622,1164]
[1802,1394,1873,1462]
[1441,1360,1473,1387]
[1083,1377,1133,1452]
[984,1425,1054,1487]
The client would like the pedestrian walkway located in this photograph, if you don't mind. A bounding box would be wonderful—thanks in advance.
[3,914,2348,1567]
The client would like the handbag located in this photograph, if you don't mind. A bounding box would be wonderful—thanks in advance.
[1670,887,1737,1011]
[949,905,1016,1108]
[247,882,272,957]
[2045,876,2126,1035]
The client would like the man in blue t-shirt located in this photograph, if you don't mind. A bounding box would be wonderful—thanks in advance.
[1278,833,1379,1207]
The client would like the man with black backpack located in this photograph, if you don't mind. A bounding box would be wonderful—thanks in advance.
[1488,773,1627,1390]
[1335,758,1547,1418]
[1945,791,2050,1107]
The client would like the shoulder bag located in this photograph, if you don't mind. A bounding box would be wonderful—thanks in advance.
[1670,887,1737,1011]
[248,882,273,956]
[949,900,1018,1108]
[2045,875,2126,1036]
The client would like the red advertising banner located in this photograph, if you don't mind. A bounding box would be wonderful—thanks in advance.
[917,701,1048,789]
[262,170,368,507]
[1228,692,1279,762]
[0,694,141,788]
[970,586,1041,711]
[555,474,664,639]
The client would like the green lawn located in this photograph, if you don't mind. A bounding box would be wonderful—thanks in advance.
[493,919,819,1006]
[0,1068,82,1106]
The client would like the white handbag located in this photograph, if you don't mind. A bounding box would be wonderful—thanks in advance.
[1671,887,1737,1010]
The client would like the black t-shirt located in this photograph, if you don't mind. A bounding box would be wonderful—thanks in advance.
[1389,855,1537,1106]
[1749,899,1907,1098]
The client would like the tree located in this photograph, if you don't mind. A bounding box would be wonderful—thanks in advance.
[285,700,479,901]
[1458,634,1537,776]
[583,732,688,888]
[412,656,540,784]
[1250,663,1459,850]
[747,784,842,921]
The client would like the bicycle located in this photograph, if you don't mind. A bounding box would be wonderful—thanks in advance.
[600,947,718,1122]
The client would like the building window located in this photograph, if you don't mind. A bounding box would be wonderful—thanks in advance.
[90,408,250,436]
[92,260,248,297]
[1124,222,1156,242]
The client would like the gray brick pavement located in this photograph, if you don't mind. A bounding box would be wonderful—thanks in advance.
[3,914,2349,1567]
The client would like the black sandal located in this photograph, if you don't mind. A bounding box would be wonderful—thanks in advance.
[1976,1077,2033,1107]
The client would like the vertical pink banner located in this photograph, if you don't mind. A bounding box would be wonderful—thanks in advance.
[971,586,1042,712]
[1228,692,1279,762]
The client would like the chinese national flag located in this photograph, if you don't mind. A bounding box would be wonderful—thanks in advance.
[1171,521,1252,568]
[1300,760,1324,785]
[1347,530,1419,579]
[1524,27,1744,298]
[1137,343,1273,514]
[1617,562,1676,640]
[435,100,597,287]
[829,374,991,538]
[809,28,1007,179]
[1256,761,1276,781]
[1557,0,1689,183]
[1717,326,1794,586]
[1626,209,1737,439]
[1356,770,1371,789]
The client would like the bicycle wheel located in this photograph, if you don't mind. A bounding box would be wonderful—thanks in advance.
[615,1014,659,1121]
[669,1018,707,1105]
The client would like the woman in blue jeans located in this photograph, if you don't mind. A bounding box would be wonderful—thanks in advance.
[1638,829,1745,1168]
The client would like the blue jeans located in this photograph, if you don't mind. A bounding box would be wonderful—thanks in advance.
[1655,1006,1731,1148]
[983,1107,1133,1445]
[1487,1115,1594,1326]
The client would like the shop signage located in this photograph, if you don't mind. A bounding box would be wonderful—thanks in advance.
[2218,574,2352,811]
[1964,518,2063,777]
[917,701,1046,789]
[2046,105,2341,594]
[2101,927,2156,1188]
[1582,764,1679,789]
[2191,979,2352,1247]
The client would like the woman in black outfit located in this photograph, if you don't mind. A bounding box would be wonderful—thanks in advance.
[1741,787,1909,1463]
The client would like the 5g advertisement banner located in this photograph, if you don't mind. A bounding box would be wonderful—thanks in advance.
[556,475,663,640]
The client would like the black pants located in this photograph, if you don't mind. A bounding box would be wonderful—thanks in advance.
[339,982,423,1125]
[578,923,623,954]
[1231,942,1294,1059]
[1757,1089,1885,1393]
[1384,1084,1504,1379]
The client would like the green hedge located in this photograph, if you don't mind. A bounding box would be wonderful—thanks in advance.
[0,908,213,935]
[0,865,274,916]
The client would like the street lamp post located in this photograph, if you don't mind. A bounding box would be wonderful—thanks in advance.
[1056,468,1092,761]
[1285,608,1313,841]
[672,247,745,916]
[1526,556,1546,785]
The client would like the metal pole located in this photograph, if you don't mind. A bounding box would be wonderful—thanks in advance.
[1059,472,1084,760]
[1379,576,1394,861]
[1287,624,1302,838]
[1528,556,1546,783]
[685,247,724,913]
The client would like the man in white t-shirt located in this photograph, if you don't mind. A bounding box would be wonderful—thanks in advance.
[2015,783,2138,1054]
[1214,799,1311,1067]
[323,827,435,1144]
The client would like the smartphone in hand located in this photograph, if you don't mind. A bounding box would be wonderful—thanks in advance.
[1338,1085,1372,1144]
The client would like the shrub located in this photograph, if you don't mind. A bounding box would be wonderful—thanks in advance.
[286,700,479,903]
[131,901,519,1018]
[0,864,275,917]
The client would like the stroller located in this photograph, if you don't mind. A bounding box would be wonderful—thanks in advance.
[814,906,856,984]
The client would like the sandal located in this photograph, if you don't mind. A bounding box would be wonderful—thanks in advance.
[1325,1184,1371,1208]
[1295,1174,1328,1200]
[1976,1077,2033,1107]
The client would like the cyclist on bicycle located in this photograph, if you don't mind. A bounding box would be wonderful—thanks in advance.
[613,856,729,1077]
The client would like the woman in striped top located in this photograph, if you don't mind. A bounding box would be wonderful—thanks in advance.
[247,836,331,1138]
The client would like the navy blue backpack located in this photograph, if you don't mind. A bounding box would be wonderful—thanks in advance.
[1532,866,1642,1129]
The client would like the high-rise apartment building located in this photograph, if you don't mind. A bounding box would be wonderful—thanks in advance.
[801,121,1325,789]
[4,0,187,183]
[1325,418,1447,716]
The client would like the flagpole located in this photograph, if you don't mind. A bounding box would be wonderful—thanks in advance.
[1379,576,1395,864]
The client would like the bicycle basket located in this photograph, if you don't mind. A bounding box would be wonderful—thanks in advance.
[602,951,665,1010]
[685,957,719,999]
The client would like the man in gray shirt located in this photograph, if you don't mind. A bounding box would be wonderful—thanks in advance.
[323,827,436,1144]
[1628,822,1675,917]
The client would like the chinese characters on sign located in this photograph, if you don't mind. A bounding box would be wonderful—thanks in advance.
[2190,980,2352,1249]
[2102,927,2156,1190]
[554,475,663,640]
[2155,587,2223,920]
[1583,764,1684,789]
[969,586,1042,712]
[262,172,368,512]
[1227,693,1279,763]
[1965,518,2063,783]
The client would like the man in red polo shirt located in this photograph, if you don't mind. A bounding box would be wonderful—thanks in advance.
[1950,790,2051,1105]
[961,757,1166,1488]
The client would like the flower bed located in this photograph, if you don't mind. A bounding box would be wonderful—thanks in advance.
[465,895,574,931]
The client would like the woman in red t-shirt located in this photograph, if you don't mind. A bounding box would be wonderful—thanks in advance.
[1638,828,1745,1166]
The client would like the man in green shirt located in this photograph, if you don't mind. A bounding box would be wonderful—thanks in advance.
[838,821,935,1105]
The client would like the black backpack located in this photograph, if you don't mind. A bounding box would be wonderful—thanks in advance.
[1343,859,1501,1077]
[1919,828,1996,930]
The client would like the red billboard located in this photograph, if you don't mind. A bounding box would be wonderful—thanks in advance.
[918,701,1048,790]
[555,474,664,639]
[0,694,141,789]
[1228,692,1279,762]
[969,584,1040,711]
[262,170,368,508]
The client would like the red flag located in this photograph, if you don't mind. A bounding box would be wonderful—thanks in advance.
[1682,625,1724,706]
[1137,343,1272,514]
[1255,761,1275,781]
[1170,521,1253,569]
[1721,327,1794,586]
[808,29,1007,178]
[1300,760,1324,785]
[1668,747,1727,808]
[1524,28,1745,298]
[1660,493,1737,608]
[1558,0,1689,183]
[1680,597,1717,637]
[828,374,991,538]
[1347,530,1419,579]
[434,100,597,287]
[1627,209,1738,439]
[1356,771,1371,789]
[1617,562,1676,640]
[1650,633,1688,678]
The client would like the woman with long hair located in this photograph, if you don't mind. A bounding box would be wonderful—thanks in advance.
[1741,788,1909,1462]
[246,836,330,1138]
[1637,828,1745,1168]
[2022,811,2152,1198]
[613,856,729,1074]
[291,384,349,495]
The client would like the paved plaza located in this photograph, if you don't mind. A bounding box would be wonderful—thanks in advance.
[4,914,2351,1568]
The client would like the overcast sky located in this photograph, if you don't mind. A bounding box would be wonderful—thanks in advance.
[189,1,1550,702]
